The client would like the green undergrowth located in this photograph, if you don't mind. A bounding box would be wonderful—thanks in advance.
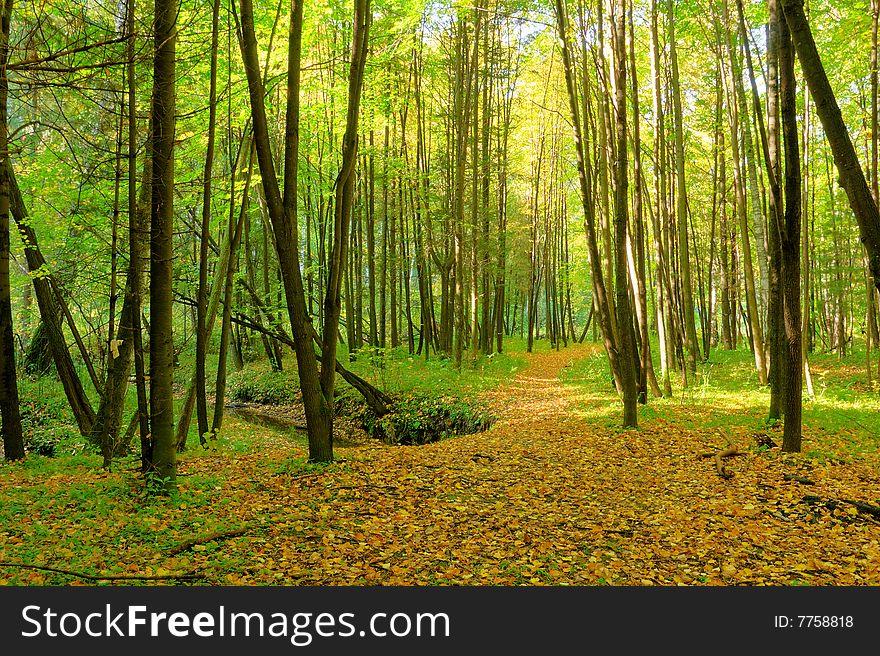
[0,455,245,585]
[560,339,880,462]
[228,367,300,405]
[14,376,91,458]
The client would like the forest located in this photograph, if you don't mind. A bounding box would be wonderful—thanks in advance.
[0,0,879,587]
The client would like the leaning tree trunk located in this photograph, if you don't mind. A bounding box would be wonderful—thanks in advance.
[8,163,96,435]
[195,0,221,446]
[553,0,624,395]
[239,0,332,463]
[781,0,880,296]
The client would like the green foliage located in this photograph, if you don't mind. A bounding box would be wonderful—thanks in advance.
[344,344,526,398]
[347,392,494,445]
[228,366,299,405]
[17,377,89,457]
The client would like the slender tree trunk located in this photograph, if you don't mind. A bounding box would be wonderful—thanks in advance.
[553,0,624,396]
[719,5,768,384]
[779,8,803,452]
[212,147,253,435]
[147,0,178,493]
[239,0,332,463]
[628,3,661,400]
[613,0,638,427]
[0,0,23,461]
[765,0,785,420]
[195,0,222,446]
[318,0,371,460]
[668,0,700,374]
[650,0,673,395]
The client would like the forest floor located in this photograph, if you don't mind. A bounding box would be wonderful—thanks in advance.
[2,344,880,585]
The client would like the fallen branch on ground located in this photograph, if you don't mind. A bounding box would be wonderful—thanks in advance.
[0,562,202,582]
[167,528,248,556]
[801,496,880,520]
[844,499,880,519]
[713,446,739,479]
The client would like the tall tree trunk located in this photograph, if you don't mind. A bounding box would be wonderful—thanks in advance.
[212,147,253,435]
[613,0,638,427]
[719,4,768,384]
[239,0,334,463]
[148,0,178,493]
[668,0,700,374]
[367,130,378,349]
[195,0,222,446]
[650,0,673,395]
[0,0,23,461]
[764,0,785,420]
[553,0,624,397]
[628,3,661,400]
[318,0,371,460]
[779,8,803,452]
[90,150,151,463]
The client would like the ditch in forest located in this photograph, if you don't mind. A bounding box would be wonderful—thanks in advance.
[228,370,495,446]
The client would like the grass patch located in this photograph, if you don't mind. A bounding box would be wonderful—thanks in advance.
[342,342,527,397]
[560,339,880,460]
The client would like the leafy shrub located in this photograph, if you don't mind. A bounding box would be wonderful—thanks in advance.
[23,431,58,457]
[18,393,84,457]
[228,368,298,405]
[345,393,495,445]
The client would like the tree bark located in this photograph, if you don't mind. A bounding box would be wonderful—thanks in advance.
[553,0,624,397]
[779,7,803,452]
[613,0,638,427]
[239,0,333,463]
[763,0,785,421]
[668,0,700,374]
[318,0,370,461]
[0,0,23,461]
[147,0,178,493]
[195,0,222,446]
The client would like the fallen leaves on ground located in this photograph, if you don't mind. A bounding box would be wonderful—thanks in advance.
[2,344,879,586]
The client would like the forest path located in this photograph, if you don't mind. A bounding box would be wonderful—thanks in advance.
[219,343,635,585]
[187,344,880,585]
